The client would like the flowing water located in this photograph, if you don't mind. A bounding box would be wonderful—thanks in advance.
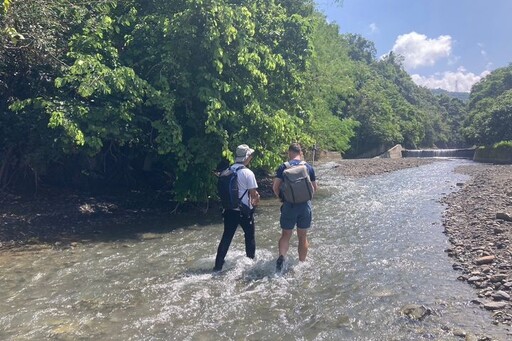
[1,159,510,340]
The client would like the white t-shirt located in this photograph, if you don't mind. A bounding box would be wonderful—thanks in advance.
[231,163,258,208]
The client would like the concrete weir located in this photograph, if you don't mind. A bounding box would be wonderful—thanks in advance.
[374,144,476,159]
[402,148,476,159]
[369,144,510,164]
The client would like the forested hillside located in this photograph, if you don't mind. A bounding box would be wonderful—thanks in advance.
[431,89,470,102]
[462,64,512,146]
[1,0,509,201]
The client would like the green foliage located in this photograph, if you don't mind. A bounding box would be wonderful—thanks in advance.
[342,33,376,64]
[463,65,512,145]
[494,140,512,148]
[301,15,357,153]
[2,0,10,14]
[1,0,491,201]
[0,0,101,188]
[435,94,468,147]
[431,88,469,102]
[1,0,317,200]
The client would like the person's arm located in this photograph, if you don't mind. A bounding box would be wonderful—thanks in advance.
[308,164,318,192]
[272,178,282,198]
[249,188,260,206]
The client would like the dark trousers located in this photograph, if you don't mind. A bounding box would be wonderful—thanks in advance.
[214,209,255,270]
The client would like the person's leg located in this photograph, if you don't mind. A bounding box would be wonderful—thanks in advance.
[297,228,309,261]
[278,203,296,258]
[296,202,312,261]
[278,229,294,258]
[276,228,293,271]
[214,210,239,270]
[240,213,255,259]
[277,202,296,271]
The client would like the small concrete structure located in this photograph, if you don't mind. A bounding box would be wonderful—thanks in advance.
[375,144,403,158]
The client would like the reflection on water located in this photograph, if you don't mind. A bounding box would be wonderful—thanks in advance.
[0,159,510,340]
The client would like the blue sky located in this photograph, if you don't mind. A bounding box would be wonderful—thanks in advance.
[315,0,512,92]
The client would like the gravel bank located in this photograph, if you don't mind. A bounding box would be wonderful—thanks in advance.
[331,157,438,178]
[442,164,512,326]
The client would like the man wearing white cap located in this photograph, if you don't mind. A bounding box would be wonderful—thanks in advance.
[214,144,260,271]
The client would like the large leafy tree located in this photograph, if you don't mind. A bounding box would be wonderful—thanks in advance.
[4,0,315,200]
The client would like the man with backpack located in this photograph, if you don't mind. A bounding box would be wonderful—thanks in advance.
[214,144,260,271]
[272,143,317,272]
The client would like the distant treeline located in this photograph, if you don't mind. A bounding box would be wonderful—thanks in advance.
[1,0,511,200]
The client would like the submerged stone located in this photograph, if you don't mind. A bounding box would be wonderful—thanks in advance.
[400,304,431,320]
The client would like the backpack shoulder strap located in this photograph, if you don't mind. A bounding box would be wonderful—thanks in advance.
[284,161,291,169]
[234,165,247,200]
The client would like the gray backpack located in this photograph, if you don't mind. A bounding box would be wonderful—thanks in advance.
[281,161,314,203]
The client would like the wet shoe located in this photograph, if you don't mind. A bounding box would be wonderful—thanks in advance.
[213,266,222,272]
[276,255,284,272]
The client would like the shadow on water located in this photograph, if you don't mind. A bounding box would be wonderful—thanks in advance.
[0,192,225,249]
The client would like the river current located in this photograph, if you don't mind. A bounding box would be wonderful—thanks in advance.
[1,159,510,340]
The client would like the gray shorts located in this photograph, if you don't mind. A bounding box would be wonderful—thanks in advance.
[280,201,312,230]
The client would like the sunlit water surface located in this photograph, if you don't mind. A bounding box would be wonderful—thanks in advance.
[1,159,510,340]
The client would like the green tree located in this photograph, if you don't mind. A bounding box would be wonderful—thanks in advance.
[464,64,512,145]
[301,14,357,153]
[4,0,315,201]
[342,33,376,64]
[0,0,104,189]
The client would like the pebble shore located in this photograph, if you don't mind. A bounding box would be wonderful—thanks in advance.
[441,164,512,326]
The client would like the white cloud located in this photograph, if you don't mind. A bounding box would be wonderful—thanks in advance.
[369,23,379,34]
[392,32,452,70]
[411,67,490,92]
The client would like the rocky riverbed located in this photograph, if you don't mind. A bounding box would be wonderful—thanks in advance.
[441,164,512,327]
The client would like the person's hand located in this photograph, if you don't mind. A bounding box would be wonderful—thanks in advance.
[251,191,260,206]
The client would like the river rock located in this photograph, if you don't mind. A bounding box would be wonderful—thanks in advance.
[442,164,512,325]
[464,333,479,341]
[496,212,512,222]
[489,274,508,282]
[452,329,466,337]
[139,233,162,240]
[400,304,431,320]
[492,291,511,301]
[475,256,495,265]
[468,276,482,283]
[483,301,508,310]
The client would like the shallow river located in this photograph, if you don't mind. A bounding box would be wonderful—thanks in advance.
[1,159,510,340]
